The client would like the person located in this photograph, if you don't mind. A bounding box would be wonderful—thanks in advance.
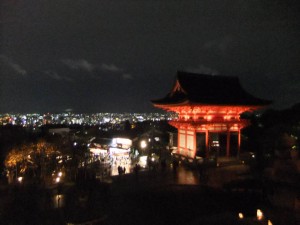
[172,159,178,174]
[123,167,126,174]
[134,164,140,178]
[118,165,122,175]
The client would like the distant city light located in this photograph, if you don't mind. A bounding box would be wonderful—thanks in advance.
[0,112,177,127]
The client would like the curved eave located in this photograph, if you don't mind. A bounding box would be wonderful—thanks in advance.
[188,102,272,110]
[152,100,190,109]
[153,100,271,112]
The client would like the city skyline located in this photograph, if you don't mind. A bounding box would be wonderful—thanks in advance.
[0,111,176,127]
[1,0,300,113]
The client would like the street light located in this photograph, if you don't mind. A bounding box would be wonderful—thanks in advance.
[17,176,23,183]
[140,140,147,149]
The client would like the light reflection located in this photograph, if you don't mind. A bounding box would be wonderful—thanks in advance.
[53,194,64,208]
[176,167,199,185]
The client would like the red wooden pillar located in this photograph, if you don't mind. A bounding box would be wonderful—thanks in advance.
[184,129,187,156]
[193,131,197,158]
[177,128,180,154]
[226,127,230,157]
[237,128,241,158]
[205,130,209,157]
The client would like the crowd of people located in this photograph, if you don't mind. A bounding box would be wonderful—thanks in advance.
[110,155,132,176]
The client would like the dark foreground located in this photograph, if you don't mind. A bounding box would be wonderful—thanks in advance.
[0,165,299,225]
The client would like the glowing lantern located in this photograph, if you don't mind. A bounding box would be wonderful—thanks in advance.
[238,213,244,219]
[257,209,263,220]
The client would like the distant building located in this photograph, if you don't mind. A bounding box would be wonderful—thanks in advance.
[89,137,132,159]
[152,71,271,158]
[109,137,132,156]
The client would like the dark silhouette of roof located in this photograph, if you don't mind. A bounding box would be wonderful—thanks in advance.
[152,71,272,106]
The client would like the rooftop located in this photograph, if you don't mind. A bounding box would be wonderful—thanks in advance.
[152,71,272,107]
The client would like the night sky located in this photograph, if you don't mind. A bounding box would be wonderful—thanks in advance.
[1,0,299,113]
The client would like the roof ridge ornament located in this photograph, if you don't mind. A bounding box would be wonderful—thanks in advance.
[170,79,187,97]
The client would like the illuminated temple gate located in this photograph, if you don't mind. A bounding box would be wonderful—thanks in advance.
[152,71,271,158]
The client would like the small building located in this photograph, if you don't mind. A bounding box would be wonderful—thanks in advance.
[152,71,271,159]
[89,142,109,159]
[109,137,132,158]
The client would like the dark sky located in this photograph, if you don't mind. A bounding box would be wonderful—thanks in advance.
[1,0,300,113]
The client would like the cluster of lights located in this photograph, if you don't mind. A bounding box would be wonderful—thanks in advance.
[179,114,240,122]
[238,209,273,224]
[53,171,63,183]
[0,112,176,127]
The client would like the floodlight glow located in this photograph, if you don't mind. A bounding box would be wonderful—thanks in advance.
[139,156,148,168]
[206,115,212,121]
[140,140,147,149]
[111,138,132,149]
[17,177,23,183]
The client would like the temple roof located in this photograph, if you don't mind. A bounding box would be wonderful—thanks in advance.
[152,71,272,107]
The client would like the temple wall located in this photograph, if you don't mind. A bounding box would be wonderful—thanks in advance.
[178,129,195,158]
